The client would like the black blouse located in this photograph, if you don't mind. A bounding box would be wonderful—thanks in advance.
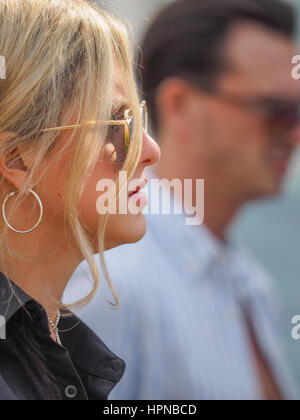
[0,271,125,400]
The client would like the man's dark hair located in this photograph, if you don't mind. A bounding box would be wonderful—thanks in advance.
[139,0,296,133]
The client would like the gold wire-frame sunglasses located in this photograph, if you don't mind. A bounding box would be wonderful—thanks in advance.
[40,100,148,153]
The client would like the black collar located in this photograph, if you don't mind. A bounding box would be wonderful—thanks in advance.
[0,271,125,397]
[0,271,32,321]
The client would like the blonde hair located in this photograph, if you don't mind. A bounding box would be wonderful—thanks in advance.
[0,0,142,310]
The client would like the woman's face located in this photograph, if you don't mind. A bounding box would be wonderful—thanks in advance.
[39,77,160,251]
[80,81,160,249]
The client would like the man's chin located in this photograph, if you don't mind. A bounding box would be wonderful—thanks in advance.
[252,180,283,200]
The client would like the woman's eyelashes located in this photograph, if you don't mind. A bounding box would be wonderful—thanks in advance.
[111,111,124,120]
[111,100,131,120]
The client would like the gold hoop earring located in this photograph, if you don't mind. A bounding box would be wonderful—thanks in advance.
[2,189,43,234]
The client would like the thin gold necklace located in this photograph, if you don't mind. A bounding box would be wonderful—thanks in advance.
[48,309,61,345]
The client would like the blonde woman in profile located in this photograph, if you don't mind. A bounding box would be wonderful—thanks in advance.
[0,0,160,400]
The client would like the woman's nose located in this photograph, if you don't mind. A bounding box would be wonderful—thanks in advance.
[139,130,161,167]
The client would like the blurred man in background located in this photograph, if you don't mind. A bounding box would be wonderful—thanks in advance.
[66,0,300,399]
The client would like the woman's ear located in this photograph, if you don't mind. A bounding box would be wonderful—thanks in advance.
[0,132,30,191]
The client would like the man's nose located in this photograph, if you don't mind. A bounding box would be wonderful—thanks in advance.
[139,130,161,168]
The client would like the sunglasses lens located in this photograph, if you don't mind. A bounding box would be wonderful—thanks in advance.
[100,102,147,168]
[141,106,145,131]
[127,118,133,151]
[103,124,128,167]
[141,102,148,133]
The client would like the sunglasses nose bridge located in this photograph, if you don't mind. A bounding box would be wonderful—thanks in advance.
[288,110,300,143]
[267,104,300,132]
[286,107,300,131]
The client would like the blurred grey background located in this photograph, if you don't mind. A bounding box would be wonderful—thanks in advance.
[96,0,300,391]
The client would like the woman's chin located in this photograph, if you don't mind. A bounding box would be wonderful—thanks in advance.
[105,213,147,250]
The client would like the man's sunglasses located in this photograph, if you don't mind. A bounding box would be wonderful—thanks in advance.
[40,100,148,167]
[210,91,300,133]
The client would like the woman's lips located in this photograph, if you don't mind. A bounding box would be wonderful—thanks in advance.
[128,178,148,208]
[128,186,141,198]
[130,190,148,208]
[128,178,147,197]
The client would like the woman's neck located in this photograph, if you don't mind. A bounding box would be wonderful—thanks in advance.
[0,229,83,321]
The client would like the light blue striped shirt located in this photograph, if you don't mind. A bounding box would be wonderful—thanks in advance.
[64,173,297,400]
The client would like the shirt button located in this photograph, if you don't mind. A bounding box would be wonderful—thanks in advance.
[65,385,78,399]
[31,310,41,322]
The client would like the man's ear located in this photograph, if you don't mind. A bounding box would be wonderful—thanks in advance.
[156,77,190,117]
[155,77,195,138]
[0,132,30,191]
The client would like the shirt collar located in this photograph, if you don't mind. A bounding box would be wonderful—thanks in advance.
[0,271,32,321]
[145,167,237,278]
[0,270,125,396]
[59,313,126,397]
